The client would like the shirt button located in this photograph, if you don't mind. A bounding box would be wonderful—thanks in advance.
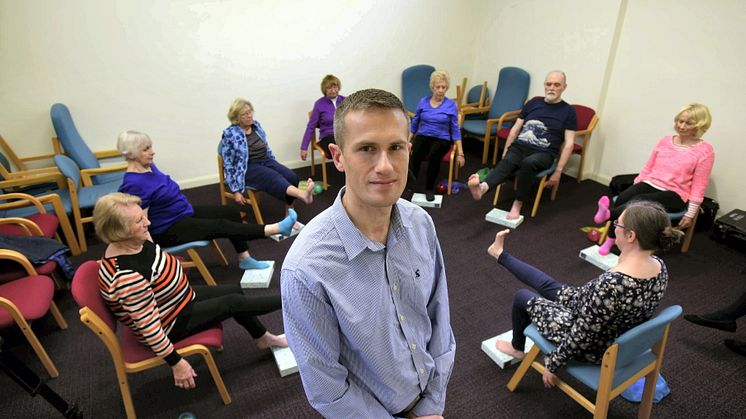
[419,368,425,375]
[392,284,398,291]
[410,343,417,350]
[399,315,405,321]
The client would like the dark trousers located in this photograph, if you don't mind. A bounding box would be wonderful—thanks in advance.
[708,292,746,321]
[483,143,554,202]
[152,206,265,253]
[409,135,452,190]
[317,135,335,159]
[169,283,282,341]
[245,159,300,205]
[607,176,686,238]
[498,252,565,350]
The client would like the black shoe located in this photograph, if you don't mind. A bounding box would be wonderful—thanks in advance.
[724,339,746,356]
[684,314,737,332]
[425,190,435,201]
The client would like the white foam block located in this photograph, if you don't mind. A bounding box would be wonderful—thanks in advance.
[271,336,298,377]
[239,261,275,289]
[579,245,618,271]
[481,330,535,369]
[411,193,443,208]
[485,208,524,228]
[270,222,304,242]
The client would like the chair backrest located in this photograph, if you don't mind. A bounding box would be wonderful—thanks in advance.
[0,152,10,180]
[402,64,436,113]
[573,104,598,132]
[488,67,530,120]
[614,305,682,368]
[50,103,100,171]
[53,155,81,188]
[467,84,490,105]
[71,260,117,332]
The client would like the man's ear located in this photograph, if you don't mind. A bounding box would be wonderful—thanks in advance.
[329,143,345,172]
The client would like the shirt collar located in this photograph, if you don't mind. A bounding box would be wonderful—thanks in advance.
[331,187,411,260]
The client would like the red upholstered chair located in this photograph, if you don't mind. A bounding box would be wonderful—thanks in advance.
[0,249,68,378]
[570,104,599,182]
[0,192,81,256]
[71,260,231,419]
[0,217,65,287]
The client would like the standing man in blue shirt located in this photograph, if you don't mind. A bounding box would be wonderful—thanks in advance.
[467,70,577,220]
[281,88,456,418]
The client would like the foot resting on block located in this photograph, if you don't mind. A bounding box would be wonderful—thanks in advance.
[495,340,525,359]
[256,331,288,349]
[239,256,270,270]
[277,209,298,237]
[506,200,523,220]
[594,195,611,224]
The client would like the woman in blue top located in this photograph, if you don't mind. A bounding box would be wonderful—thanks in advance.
[221,98,314,208]
[117,130,297,271]
[300,74,345,161]
[409,70,464,201]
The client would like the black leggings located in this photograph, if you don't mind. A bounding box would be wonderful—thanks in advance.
[483,143,554,202]
[152,205,265,253]
[409,135,453,190]
[607,181,686,238]
[317,135,335,159]
[169,283,281,341]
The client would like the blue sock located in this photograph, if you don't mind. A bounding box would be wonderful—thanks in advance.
[239,257,269,270]
[278,209,298,236]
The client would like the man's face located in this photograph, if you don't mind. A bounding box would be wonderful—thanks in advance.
[544,73,567,103]
[330,109,411,212]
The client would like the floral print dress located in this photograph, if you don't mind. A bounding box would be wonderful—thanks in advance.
[527,256,668,372]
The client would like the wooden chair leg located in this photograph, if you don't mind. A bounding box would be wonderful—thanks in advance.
[577,151,586,183]
[187,249,217,286]
[116,372,137,419]
[507,345,540,391]
[680,211,698,252]
[482,133,491,164]
[210,240,229,267]
[49,301,68,329]
[447,151,455,195]
[246,190,264,224]
[20,317,59,378]
[492,183,502,207]
[310,145,316,177]
[593,345,618,419]
[321,153,328,190]
[531,177,548,217]
[201,349,232,405]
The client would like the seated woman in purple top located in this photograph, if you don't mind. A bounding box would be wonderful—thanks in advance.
[409,70,464,201]
[300,74,345,161]
[117,130,297,271]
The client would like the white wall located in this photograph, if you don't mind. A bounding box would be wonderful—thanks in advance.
[1,0,743,212]
[0,0,478,186]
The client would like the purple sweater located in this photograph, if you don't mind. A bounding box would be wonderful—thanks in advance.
[301,95,345,151]
[410,96,461,141]
[119,164,194,234]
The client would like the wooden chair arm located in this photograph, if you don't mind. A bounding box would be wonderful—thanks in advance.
[4,166,62,179]
[0,173,61,190]
[0,192,47,214]
[0,217,44,236]
[80,163,127,186]
[93,149,124,159]
[19,153,57,164]
[485,109,521,130]
[0,249,37,276]
[461,105,490,116]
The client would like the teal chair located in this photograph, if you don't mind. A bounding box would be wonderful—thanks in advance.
[54,155,121,252]
[402,64,436,116]
[50,103,126,185]
[507,305,682,419]
[461,67,530,164]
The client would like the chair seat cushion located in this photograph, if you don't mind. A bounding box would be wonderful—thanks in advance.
[462,120,497,136]
[0,260,57,284]
[77,182,121,208]
[0,214,59,238]
[0,275,54,327]
[120,324,224,364]
[0,190,72,217]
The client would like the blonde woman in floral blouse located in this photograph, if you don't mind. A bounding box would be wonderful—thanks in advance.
[489,201,683,387]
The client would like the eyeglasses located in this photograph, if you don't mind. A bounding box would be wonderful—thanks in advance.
[613,220,625,230]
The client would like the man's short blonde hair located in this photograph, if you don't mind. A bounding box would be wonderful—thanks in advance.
[93,193,142,244]
[227,98,253,124]
[675,103,712,138]
[429,70,450,90]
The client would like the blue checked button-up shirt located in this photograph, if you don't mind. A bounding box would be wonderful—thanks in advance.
[281,188,456,418]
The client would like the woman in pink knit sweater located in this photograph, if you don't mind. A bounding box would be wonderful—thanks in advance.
[594,103,714,255]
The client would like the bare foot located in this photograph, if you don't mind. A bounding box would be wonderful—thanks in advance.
[256,332,288,349]
[302,178,315,205]
[506,200,523,220]
[495,340,525,358]
[488,229,510,259]
[468,174,488,200]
